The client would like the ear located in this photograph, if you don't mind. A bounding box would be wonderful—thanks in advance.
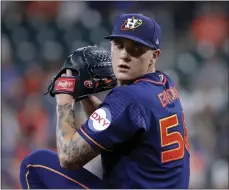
[153,49,161,59]
[150,49,161,64]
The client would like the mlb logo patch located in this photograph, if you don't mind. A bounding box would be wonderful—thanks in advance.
[88,107,111,132]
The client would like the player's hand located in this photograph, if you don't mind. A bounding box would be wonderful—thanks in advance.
[55,69,75,105]
[44,46,117,101]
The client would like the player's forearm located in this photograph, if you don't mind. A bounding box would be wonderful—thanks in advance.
[80,96,101,118]
[56,103,81,169]
[56,102,99,170]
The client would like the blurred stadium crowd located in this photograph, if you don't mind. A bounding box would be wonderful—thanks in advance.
[1,1,228,189]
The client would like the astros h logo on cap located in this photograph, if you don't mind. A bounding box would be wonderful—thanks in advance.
[104,13,162,50]
[121,17,143,31]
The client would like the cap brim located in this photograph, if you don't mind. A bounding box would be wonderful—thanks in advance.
[104,34,156,49]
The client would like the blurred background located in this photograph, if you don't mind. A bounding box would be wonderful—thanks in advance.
[1,1,228,189]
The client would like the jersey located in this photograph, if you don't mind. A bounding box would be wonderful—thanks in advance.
[77,70,190,189]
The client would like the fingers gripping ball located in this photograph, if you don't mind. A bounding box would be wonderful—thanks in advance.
[45,46,117,101]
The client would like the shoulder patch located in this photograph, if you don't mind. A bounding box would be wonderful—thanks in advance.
[88,107,111,132]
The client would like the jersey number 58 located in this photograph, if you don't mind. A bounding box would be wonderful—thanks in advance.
[159,113,190,163]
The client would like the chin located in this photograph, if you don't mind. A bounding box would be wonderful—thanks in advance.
[115,72,135,82]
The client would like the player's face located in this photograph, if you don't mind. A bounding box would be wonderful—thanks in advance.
[111,38,159,82]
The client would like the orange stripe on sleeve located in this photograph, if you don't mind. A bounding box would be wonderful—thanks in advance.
[79,127,112,152]
[25,170,30,189]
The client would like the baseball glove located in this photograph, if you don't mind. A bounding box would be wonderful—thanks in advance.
[45,45,117,101]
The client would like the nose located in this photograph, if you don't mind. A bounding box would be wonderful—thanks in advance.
[120,48,131,61]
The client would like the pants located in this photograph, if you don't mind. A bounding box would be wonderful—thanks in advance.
[20,149,105,189]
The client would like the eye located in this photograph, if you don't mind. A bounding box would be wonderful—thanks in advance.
[134,47,140,52]
[127,45,150,58]
[116,43,124,49]
[113,40,124,49]
[131,45,144,54]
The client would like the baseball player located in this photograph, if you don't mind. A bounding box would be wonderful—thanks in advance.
[20,13,190,189]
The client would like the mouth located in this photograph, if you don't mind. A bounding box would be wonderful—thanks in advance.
[118,64,130,70]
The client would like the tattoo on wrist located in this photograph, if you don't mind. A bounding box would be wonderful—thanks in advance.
[57,103,77,130]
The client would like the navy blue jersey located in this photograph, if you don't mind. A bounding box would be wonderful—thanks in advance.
[77,71,190,188]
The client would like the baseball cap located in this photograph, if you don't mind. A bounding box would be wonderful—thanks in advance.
[105,13,162,50]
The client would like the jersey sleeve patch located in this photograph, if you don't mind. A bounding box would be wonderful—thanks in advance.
[88,107,112,132]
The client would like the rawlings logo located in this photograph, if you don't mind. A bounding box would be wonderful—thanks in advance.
[84,80,94,88]
[57,81,73,88]
[55,78,75,92]
[121,17,143,31]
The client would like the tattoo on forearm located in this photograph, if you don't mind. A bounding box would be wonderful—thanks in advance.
[57,103,77,130]
[62,133,98,168]
[56,103,99,168]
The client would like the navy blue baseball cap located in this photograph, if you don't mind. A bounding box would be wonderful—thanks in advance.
[105,13,162,50]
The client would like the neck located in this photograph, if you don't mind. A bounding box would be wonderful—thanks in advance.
[148,67,156,73]
[117,80,132,86]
